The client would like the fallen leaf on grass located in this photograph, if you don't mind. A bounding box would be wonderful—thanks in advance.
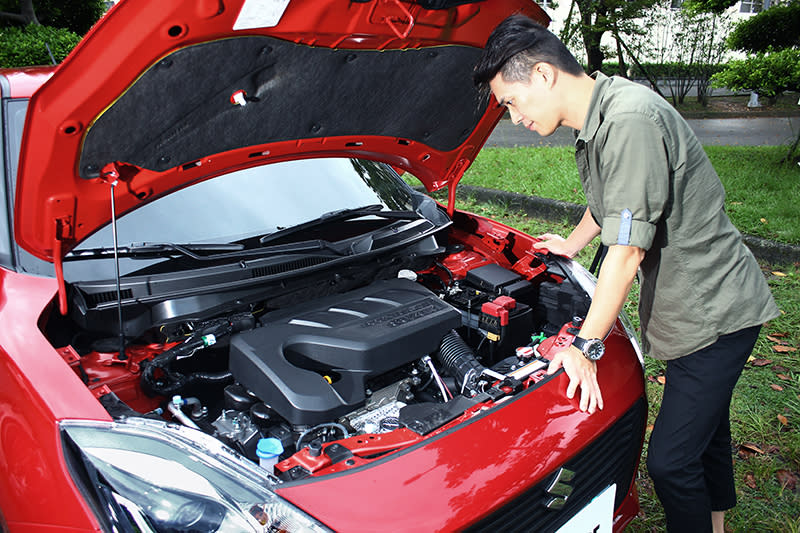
[773,365,789,373]
[744,473,757,489]
[750,358,773,366]
[772,345,797,353]
[760,218,768,224]
[778,414,789,426]
[771,271,786,277]
[769,332,789,338]
[767,335,789,344]
[771,384,784,391]
[777,373,792,381]
[656,376,666,385]
[776,470,797,491]
[646,424,654,432]
[737,443,764,458]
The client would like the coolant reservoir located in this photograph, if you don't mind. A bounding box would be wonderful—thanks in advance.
[257,437,284,471]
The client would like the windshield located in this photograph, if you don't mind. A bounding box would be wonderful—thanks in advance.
[62,158,416,281]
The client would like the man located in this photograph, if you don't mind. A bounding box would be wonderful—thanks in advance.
[473,15,779,533]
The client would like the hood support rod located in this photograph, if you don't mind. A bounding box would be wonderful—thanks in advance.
[102,165,127,360]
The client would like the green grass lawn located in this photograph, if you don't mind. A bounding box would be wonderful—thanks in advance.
[446,196,800,532]
[456,146,800,244]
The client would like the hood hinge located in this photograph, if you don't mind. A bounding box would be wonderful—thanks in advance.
[53,217,73,315]
[49,198,75,315]
[445,155,471,217]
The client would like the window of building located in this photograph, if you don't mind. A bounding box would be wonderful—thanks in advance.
[739,0,763,13]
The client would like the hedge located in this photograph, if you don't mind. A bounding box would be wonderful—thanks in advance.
[0,24,81,68]
[596,61,726,79]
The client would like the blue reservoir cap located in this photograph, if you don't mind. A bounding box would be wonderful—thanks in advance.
[256,437,284,459]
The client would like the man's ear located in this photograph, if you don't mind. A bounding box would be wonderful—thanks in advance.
[531,62,557,89]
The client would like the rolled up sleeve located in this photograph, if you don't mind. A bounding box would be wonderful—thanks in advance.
[596,114,669,251]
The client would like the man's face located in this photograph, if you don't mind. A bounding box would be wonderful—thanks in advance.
[489,67,561,137]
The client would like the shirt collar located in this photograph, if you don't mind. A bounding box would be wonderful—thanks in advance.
[576,71,611,144]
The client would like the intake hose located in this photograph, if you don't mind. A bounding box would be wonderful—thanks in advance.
[436,330,485,397]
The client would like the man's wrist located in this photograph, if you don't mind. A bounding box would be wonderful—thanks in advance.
[571,336,606,361]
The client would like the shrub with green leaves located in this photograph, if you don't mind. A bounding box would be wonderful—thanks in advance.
[711,48,800,98]
[726,1,800,53]
[0,24,81,68]
[600,62,726,79]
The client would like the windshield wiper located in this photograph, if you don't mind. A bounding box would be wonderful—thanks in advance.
[66,242,245,261]
[259,204,420,246]
[65,240,348,262]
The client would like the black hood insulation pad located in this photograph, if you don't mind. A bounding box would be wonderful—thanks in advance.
[79,36,487,178]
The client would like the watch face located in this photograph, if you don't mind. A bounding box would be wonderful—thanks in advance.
[586,339,605,360]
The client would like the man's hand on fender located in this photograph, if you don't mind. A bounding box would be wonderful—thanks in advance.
[533,233,576,258]
[547,345,604,414]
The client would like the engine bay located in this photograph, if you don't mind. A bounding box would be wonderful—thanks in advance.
[46,218,594,481]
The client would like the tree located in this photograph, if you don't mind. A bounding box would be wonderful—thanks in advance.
[559,0,660,74]
[629,0,730,105]
[0,0,105,34]
[0,0,36,25]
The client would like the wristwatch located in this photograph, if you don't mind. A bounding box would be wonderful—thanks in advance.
[571,336,605,361]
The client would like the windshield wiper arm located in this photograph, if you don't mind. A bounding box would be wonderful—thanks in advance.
[65,240,348,262]
[65,242,245,261]
[259,204,420,246]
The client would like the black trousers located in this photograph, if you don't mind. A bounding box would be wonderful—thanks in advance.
[646,325,761,533]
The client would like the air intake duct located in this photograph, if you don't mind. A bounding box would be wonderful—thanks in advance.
[437,330,485,397]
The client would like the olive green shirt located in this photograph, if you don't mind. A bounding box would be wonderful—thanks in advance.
[575,73,779,360]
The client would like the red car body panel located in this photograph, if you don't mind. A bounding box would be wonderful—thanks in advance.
[0,67,53,98]
[0,270,107,531]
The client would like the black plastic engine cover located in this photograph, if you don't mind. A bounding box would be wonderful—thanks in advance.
[229,279,461,426]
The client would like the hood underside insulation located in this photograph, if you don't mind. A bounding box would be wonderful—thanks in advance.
[79,36,488,179]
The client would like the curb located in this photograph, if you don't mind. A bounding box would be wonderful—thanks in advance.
[454,185,800,266]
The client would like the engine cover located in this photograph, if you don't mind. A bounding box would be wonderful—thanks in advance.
[229,279,461,426]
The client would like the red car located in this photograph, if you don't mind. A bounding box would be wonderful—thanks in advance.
[0,1,646,531]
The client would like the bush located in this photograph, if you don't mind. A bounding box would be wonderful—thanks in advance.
[726,1,800,53]
[598,61,726,79]
[0,24,81,67]
[711,48,800,98]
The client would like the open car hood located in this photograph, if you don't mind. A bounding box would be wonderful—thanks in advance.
[15,0,547,262]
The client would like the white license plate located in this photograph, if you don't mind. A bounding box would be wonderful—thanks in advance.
[555,483,616,533]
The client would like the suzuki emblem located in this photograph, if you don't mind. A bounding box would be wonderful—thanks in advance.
[544,467,576,510]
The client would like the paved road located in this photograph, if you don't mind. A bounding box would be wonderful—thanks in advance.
[486,117,800,148]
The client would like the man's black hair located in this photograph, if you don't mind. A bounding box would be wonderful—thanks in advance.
[473,15,585,97]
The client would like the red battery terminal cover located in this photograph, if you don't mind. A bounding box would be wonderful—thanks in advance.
[480,296,516,326]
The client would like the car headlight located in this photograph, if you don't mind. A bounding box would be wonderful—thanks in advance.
[565,258,645,368]
[61,418,331,533]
